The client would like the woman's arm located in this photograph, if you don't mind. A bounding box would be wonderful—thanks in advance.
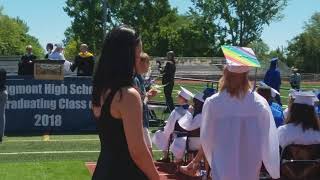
[118,88,160,180]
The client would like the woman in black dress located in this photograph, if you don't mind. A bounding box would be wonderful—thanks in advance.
[91,26,160,180]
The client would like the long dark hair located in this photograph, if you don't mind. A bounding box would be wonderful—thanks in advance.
[286,103,320,132]
[92,25,141,106]
[193,98,204,117]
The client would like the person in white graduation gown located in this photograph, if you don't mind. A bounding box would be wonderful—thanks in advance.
[201,63,280,180]
[152,86,193,162]
[170,93,205,161]
[278,91,320,148]
[283,89,297,120]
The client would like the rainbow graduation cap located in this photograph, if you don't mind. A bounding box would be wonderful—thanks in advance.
[221,45,261,68]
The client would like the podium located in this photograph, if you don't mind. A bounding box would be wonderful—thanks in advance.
[34,60,65,80]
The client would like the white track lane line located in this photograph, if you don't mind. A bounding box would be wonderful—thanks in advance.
[0,150,162,155]
[6,139,99,142]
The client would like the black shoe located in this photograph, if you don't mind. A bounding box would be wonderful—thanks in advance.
[0,136,2,143]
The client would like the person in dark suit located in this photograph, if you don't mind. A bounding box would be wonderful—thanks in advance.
[159,51,176,113]
[18,45,37,75]
[44,43,54,59]
[70,44,95,76]
[0,68,7,143]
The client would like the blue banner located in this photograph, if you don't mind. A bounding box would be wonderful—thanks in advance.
[5,76,96,134]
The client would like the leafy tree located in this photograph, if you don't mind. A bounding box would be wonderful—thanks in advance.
[64,0,106,55]
[64,38,80,60]
[248,39,269,61]
[157,12,212,56]
[0,10,43,57]
[63,0,173,56]
[191,0,287,47]
[286,12,320,73]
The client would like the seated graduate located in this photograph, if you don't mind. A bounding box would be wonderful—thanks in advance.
[283,89,297,120]
[169,92,205,163]
[152,86,193,162]
[257,82,284,127]
[278,91,320,148]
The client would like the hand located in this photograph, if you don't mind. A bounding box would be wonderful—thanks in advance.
[147,88,158,98]
[188,105,194,113]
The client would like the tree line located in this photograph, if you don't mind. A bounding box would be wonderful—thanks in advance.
[0,7,43,58]
[63,0,288,58]
[1,1,319,73]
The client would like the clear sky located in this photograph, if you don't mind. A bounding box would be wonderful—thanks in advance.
[1,0,319,50]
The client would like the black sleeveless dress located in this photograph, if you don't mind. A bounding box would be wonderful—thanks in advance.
[92,91,148,180]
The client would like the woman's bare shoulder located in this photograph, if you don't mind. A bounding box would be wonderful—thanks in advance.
[114,87,141,104]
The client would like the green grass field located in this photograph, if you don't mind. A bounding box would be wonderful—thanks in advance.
[0,82,319,180]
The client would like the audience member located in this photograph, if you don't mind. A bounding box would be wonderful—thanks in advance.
[91,25,159,180]
[18,45,37,75]
[278,91,320,148]
[170,92,204,163]
[133,52,157,155]
[159,51,176,113]
[257,83,284,127]
[70,44,95,76]
[152,87,193,162]
[201,61,280,180]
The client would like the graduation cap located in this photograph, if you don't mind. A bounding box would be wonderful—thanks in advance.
[221,45,261,73]
[258,81,280,98]
[270,57,279,62]
[288,89,298,98]
[194,92,205,102]
[221,45,261,91]
[293,91,318,106]
[178,87,194,101]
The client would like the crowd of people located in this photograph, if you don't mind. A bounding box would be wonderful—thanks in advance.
[18,43,95,77]
[89,25,320,180]
[1,24,320,179]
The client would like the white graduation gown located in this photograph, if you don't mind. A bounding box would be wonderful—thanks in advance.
[278,123,320,148]
[201,90,280,180]
[152,106,188,151]
[170,112,202,159]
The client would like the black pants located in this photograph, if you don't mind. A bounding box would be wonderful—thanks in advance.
[164,82,175,112]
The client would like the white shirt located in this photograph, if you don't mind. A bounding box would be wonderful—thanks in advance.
[278,123,320,148]
[201,90,280,180]
[48,51,65,60]
[178,111,202,131]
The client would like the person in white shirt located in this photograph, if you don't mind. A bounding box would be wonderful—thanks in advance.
[48,43,66,60]
[48,43,73,75]
[283,89,297,120]
[278,91,320,148]
[169,92,205,162]
[201,61,280,180]
[152,86,193,162]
